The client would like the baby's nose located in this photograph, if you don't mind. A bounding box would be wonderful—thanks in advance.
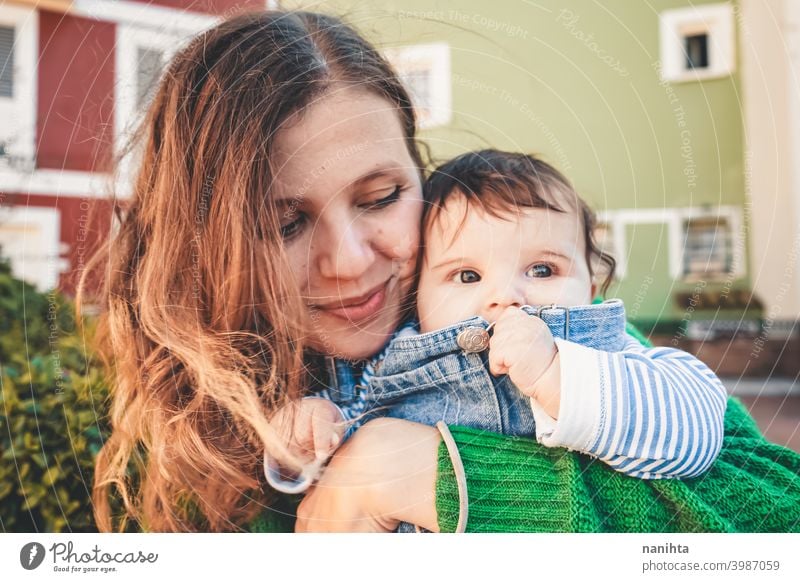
[484,285,525,319]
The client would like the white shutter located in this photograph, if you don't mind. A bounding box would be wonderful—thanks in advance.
[0,25,14,98]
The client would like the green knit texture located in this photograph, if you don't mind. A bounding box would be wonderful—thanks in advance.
[247,494,300,533]
[436,397,800,532]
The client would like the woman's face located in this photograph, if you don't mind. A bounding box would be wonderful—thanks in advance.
[272,87,423,360]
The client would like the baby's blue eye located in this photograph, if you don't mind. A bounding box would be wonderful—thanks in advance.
[456,270,481,283]
[527,264,553,278]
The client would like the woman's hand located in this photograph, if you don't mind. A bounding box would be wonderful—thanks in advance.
[295,417,442,532]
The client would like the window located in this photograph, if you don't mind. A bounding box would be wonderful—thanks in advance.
[659,3,735,82]
[115,25,189,197]
[0,5,36,171]
[116,26,179,139]
[681,216,733,278]
[384,43,452,129]
[136,46,166,108]
[0,25,14,98]
[596,206,744,281]
[684,33,709,69]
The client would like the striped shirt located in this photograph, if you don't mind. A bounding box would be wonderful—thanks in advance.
[327,321,727,480]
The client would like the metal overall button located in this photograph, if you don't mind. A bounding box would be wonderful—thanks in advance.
[456,322,495,353]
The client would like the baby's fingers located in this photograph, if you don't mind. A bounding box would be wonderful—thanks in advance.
[487,342,512,377]
[311,405,345,462]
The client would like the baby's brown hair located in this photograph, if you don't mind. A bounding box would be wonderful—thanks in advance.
[421,149,616,295]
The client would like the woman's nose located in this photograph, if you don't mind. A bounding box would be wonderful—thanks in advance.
[317,224,376,281]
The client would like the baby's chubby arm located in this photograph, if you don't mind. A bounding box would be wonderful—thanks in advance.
[486,306,728,479]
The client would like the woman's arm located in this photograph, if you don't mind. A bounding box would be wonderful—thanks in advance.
[295,418,442,532]
[291,398,800,532]
[441,396,800,532]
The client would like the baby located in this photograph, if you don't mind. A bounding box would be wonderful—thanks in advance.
[266,150,727,492]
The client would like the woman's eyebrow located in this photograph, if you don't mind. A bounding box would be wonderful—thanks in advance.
[271,166,406,207]
[272,196,299,208]
[350,166,404,189]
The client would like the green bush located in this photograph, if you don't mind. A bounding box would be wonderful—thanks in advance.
[0,256,109,532]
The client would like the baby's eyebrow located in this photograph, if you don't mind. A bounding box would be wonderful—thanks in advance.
[429,257,467,271]
[541,249,572,262]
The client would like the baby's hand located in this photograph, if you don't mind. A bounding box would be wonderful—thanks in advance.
[488,306,559,403]
[269,397,346,469]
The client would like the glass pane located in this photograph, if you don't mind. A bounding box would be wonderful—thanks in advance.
[685,33,709,69]
[0,25,15,98]
[136,46,164,108]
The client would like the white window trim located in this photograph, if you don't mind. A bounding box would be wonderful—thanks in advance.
[0,205,66,291]
[598,205,745,281]
[0,3,37,169]
[0,167,111,198]
[659,2,735,83]
[383,42,452,129]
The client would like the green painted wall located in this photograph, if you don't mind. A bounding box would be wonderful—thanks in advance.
[286,0,749,321]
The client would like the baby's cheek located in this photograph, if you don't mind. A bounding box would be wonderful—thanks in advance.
[417,287,473,333]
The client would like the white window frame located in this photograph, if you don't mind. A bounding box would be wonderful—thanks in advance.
[599,205,745,281]
[659,3,735,82]
[383,42,452,129]
[115,24,195,198]
[0,3,37,172]
[0,205,66,291]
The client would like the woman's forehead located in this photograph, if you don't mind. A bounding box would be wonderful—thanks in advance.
[271,86,411,201]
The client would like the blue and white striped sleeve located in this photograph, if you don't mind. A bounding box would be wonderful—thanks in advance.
[529,334,728,479]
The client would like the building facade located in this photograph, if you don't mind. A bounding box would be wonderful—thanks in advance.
[0,0,267,294]
[2,0,798,375]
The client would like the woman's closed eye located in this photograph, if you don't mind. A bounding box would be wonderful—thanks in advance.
[359,186,402,210]
[280,212,307,240]
[526,263,554,278]
[280,186,404,241]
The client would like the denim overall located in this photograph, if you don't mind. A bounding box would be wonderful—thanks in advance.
[320,300,628,532]
[362,299,628,437]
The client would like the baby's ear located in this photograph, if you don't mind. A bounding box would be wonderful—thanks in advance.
[590,281,599,302]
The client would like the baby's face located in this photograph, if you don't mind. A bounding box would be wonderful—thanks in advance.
[417,196,596,333]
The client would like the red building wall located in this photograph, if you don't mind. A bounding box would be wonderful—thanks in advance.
[36,11,115,173]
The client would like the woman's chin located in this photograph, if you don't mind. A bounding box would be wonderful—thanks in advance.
[308,311,399,360]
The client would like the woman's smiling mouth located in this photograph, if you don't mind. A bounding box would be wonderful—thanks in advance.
[311,279,391,322]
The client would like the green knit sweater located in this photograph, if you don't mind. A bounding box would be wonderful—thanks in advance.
[249,397,800,532]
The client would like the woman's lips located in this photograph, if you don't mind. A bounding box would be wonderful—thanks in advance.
[313,281,389,322]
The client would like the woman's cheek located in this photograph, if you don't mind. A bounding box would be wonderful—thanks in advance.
[284,243,310,295]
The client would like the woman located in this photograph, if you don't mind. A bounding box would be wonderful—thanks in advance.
[83,10,800,533]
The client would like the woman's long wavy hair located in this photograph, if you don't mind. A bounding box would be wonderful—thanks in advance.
[78,10,424,532]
